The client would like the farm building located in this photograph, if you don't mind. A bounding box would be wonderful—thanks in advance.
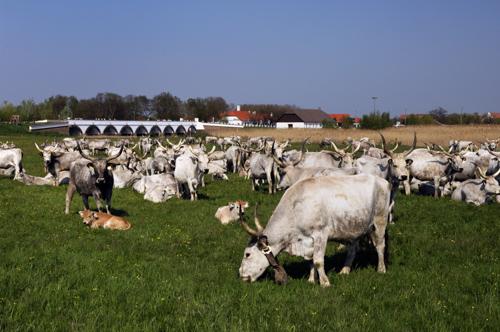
[222,105,267,126]
[276,109,330,129]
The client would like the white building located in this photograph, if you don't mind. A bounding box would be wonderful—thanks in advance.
[275,109,330,129]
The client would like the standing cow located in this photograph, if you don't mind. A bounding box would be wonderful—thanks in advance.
[65,144,123,214]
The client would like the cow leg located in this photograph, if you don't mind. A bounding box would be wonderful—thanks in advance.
[307,260,317,283]
[266,171,274,194]
[403,180,411,196]
[104,193,112,214]
[251,176,256,191]
[82,195,90,211]
[313,234,330,287]
[65,183,77,214]
[92,192,103,212]
[188,179,196,201]
[433,176,440,198]
[340,241,359,274]
[370,217,387,273]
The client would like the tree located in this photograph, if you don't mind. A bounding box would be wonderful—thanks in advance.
[153,92,182,120]
[429,107,448,123]
[361,111,392,129]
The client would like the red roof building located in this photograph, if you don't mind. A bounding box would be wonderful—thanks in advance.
[488,112,500,119]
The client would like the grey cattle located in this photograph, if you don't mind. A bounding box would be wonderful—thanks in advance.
[406,148,463,197]
[174,147,210,200]
[113,165,141,189]
[88,139,111,154]
[15,173,55,186]
[451,169,500,205]
[247,147,280,194]
[276,166,355,190]
[35,143,81,183]
[64,144,123,214]
[0,148,24,179]
[448,140,474,153]
[133,173,177,194]
[208,159,228,180]
[214,200,249,225]
[239,174,392,287]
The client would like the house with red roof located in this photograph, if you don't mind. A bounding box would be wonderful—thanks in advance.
[222,105,266,126]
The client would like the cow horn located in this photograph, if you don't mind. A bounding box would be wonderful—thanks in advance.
[488,150,500,158]
[188,146,199,156]
[390,141,399,153]
[76,142,96,162]
[156,139,166,150]
[34,142,44,153]
[254,204,264,233]
[378,132,393,158]
[106,144,124,162]
[351,142,361,154]
[207,146,216,155]
[477,167,487,179]
[280,139,290,149]
[272,155,286,168]
[403,132,417,157]
[330,141,343,154]
[437,145,453,157]
[165,139,174,147]
[131,142,139,150]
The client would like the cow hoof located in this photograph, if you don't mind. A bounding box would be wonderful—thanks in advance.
[320,281,331,288]
[339,267,351,275]
[377,266,386,273]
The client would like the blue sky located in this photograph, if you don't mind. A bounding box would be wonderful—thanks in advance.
[1,0,499,116]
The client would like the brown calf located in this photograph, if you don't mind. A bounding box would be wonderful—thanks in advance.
[79,210,131,230]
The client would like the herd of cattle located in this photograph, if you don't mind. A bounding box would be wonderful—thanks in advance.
[0,134,499,286]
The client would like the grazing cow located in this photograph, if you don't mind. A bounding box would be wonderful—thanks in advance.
[88,139,111,154]
[239,174,391,287]
[65,144,123,214]
[0,148,24,179]
[174,147,210,200]
[215,200,249,225]
[79,210,131,230]
[208,159,229,180]
[225,145,242,173]
[451,169,500,205]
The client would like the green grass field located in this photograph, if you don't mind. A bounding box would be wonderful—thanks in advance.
[0,125,499,331]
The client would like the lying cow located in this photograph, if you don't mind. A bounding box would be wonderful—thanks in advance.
[451,168,500,205]
[215,200,249,225]
[79,210,131,230]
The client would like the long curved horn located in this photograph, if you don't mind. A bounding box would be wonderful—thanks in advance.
[34,143,44,153]
[351,143,361,154]
[131,142,138,150]
[165,139,174,147]
[437,145,452,157]
[240,220,260,237]
[254,204,264,233]
[207,146,216,155]
[156,139,166,150]
[188,146,199,156]
[106,144,124,162]
[403,131,417,157]
[330,141,343,154]
[272,155,286,168]
[378,132,393,158]
[320,150,343,161]
[390,141,399,153]
[488,150,500,158]
[76,141,96,162]
[291,138,308,166]
[477,167,487,179]
[280,139,290,149]
[492,168,500,178]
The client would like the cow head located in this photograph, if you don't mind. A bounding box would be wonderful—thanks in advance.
[380,132,416,195]
[79,210,97,226]
[330,141,361,168]
[478,168,500,201]
[239,205,288,284]
[77,142,123,184]
[35,143,64,169]
[189,146,213,174]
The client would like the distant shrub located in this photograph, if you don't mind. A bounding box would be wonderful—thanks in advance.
[361,112,392,129]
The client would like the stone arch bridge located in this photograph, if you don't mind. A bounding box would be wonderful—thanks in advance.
[67,120,202,136]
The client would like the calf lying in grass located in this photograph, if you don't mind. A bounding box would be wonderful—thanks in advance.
[79,210,131,230]
[215,200,249,225]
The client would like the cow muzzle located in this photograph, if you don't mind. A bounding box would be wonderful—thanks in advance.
[96,177,105,183]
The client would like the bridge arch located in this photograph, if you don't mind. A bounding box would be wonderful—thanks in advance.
[136,125,148,136]
[69,125,83,136]
[103,125,118,136]
[187,125,197,135]
[175,125,186,135]
[85,125,101,136]
[163,126,174,136]
[120,126,133,136]
[150,125,162,136]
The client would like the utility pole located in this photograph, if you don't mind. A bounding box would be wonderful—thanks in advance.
[371,97,378,113]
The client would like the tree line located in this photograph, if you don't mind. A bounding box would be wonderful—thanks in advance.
[0,92,229,123]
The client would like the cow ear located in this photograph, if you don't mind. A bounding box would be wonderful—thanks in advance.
[79,211,84,217]
[405,159,413,166]
[107,165,113,171]
[229,203,235,210]
[92,212,98,219]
